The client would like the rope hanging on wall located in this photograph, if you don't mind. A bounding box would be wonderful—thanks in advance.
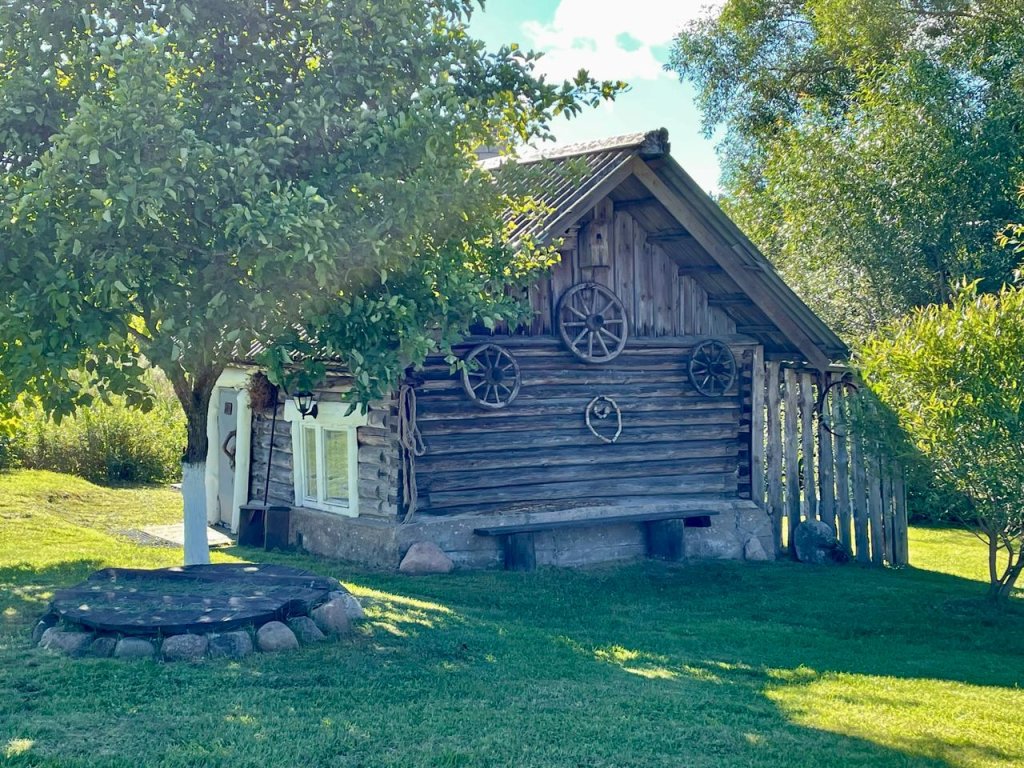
[585,395,622,444]
[398,383,426,523]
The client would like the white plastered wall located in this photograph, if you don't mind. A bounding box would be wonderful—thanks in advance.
[204,366,254,533]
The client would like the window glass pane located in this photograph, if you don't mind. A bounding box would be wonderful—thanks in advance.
[303,426,318,501]
[323,429,349,504]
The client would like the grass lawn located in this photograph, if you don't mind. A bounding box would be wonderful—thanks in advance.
[1,470,1022,768]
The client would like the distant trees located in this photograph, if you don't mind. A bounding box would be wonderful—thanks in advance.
[858,279,1024,602]
[669,0,1024,339]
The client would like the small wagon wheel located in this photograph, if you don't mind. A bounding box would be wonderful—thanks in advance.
[818,378,860,437]
[460,343,521,410]
[688,340,736,397]
[557,282,629,364]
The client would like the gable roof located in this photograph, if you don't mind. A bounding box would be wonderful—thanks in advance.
[488,129,848,368]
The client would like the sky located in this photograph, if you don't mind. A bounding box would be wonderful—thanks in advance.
[468,0,723,192]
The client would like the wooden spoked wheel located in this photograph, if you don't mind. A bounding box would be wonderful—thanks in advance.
[461,343,521,410]
[818,378,860,437]
[688,340,736,397]
[557,282,629,363]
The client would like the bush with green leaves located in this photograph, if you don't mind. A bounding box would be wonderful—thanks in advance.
[8,375,184,486]
[858,279,1024,602]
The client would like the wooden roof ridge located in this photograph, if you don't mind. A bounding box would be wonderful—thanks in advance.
[480,128,669,170]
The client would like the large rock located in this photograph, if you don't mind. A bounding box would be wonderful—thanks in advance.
[208,631,254,661]
[39,628,93,656]
[114,637,157,660]
[399,541,454,575]
[288,616,326,644]
[88,636,118,658]
[743,537,770,562]
[256,621,299,652]
[162,634,209,662]
[327,591,366,621]
[311,599,352,636]
[31,614,60,645]
[794,520,849,564]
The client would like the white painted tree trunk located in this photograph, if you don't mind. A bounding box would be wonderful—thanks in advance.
[182,461,211,565]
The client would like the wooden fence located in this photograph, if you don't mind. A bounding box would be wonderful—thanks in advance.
[751,361,909,565]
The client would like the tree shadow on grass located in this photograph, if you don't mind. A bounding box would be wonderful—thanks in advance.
[0,559,107,633]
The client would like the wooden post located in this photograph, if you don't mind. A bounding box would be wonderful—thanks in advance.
[881,464,895,564]
[866,451,884,566]
[850,430,870,563]
[817,371,836,534]
[766,361,784,554]
[799,371,818,523]
[750,346,766,510]
[894,464,909,565]
[783,367,801,553]
[834,383,853,555]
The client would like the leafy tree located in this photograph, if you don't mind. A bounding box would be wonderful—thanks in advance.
[0,0,620,563]
[858,280,1024,602]
[669,0,1024,339]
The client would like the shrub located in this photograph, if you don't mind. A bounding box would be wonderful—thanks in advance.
[857,279,1024,602]
[9,373,184,486]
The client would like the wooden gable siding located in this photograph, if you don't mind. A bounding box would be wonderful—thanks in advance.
[524,199,736,338]
[411,337,757,516]
[247,392,401,519]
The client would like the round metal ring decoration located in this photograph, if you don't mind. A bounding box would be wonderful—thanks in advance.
[818,378,860,437]
[585,395,622,444]
[557,282,629,364]
[688,340,737,397]
[461,343,521,410]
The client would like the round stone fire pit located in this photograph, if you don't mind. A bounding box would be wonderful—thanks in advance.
[34,563,365,661]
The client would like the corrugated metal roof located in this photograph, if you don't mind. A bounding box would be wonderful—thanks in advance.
[489,129,670,247]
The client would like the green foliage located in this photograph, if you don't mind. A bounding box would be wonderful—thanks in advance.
[670,0,1024,339]
[857,279,1024,600]
[0,0,621,459]
[7,376,185,485]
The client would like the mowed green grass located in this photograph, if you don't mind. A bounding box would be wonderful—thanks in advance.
[0,470,1022,768]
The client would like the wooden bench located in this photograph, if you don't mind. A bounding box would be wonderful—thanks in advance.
[474,509,718,571]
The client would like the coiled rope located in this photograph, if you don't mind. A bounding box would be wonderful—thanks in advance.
[398,383,426,522]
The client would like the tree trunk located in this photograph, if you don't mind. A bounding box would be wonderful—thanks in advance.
[168,364,222,566]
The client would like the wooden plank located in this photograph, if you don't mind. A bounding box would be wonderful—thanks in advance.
[425,474,735,510]
[750,346,766,511]
[783,367,801,553]
[765,361,784,553]
[634,220,655,336]
[866,450,884,565]
[817,371,836,533]
[850,430,870,563]
[475,509,718,536]
[833,382,853,555]
[614,211,636,328]
[799,371,818,523]
[881,462,895,565]
[894,464,909,566]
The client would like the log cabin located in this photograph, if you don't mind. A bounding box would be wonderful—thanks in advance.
[204,129,848,570]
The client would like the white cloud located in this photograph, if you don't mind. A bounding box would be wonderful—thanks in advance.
[521,0,721,82]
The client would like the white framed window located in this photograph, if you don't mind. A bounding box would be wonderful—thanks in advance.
[284,399,367,517]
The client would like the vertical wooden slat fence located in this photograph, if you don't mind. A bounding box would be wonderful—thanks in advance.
[757,364,908,565]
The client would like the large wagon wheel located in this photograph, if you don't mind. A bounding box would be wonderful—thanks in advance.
[818,378,860,437]
[557,282,629,363]
[461,343,521,410]
[688,340,736,397]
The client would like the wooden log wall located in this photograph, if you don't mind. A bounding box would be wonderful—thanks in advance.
[248,390,401,519]
[411,337,757,516]
[755,364,908,565]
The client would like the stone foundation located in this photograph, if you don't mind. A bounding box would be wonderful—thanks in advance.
[289,498,775,569]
